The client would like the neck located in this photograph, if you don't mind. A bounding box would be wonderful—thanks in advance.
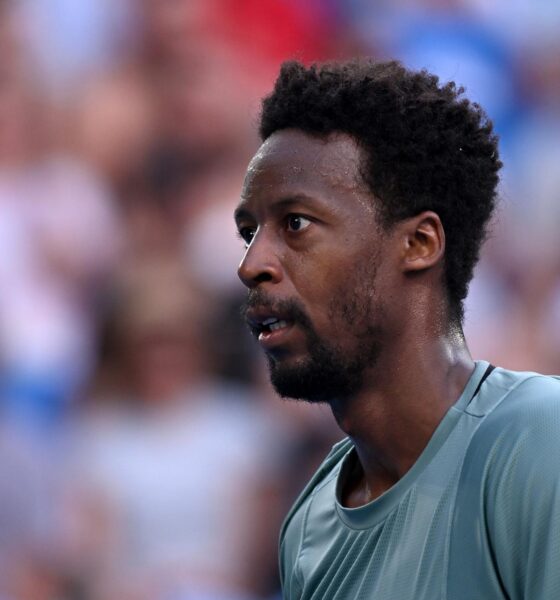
[332,324,474,506]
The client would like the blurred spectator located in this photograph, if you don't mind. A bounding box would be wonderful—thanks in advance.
[63,261,291,600]
[16,0,136,97]
[0,10,121,427]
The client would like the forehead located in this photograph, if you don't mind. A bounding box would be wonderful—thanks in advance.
[239,129,375,213]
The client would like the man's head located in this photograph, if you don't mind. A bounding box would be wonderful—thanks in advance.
[235,59,501,403]
[259,59,501,324]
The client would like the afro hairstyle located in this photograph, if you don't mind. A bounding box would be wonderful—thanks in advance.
[259,59,502,324]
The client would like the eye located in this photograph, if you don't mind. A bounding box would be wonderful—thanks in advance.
[286,215,312,233]
[237,226,256,246]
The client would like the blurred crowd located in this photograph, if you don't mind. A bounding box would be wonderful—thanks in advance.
[0,0,559,598]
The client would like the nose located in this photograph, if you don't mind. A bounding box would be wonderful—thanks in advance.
[237,231,283,289]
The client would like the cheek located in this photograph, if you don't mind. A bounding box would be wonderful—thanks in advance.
[287,248,382,326]
[285,251,333,296]
[328,255,385,327]
[328,280,374,329]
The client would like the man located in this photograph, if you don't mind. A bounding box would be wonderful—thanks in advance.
[234,59,560,599]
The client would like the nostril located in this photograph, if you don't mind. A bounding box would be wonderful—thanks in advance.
[254,272,273,284]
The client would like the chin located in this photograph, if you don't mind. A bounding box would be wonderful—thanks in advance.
[268,355,361,405]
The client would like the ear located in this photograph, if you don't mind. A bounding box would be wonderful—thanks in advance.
[399,211,445,273]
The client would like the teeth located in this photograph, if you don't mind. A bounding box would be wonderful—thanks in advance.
[262,317,279,326]
[269,320,288,331]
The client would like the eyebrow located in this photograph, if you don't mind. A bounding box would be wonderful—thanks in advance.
[234,194,319,223]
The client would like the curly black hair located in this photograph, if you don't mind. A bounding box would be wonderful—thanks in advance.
[259,59,502,324]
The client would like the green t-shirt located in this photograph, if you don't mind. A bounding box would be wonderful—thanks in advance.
[280,361,560,599]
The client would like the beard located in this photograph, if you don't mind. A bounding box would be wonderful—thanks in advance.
[243,283,383,404]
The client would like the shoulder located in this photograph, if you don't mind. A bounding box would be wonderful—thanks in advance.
[450,370,560,598]
[279,437,352,588]
[470,369,560,455]
[461,368,560,505]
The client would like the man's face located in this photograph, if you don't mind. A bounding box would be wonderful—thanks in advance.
[235,130,398,403]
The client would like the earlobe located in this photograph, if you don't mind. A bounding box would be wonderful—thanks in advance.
[401,211,445,273]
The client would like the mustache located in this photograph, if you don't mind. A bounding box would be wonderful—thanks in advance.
[241,289,314,333]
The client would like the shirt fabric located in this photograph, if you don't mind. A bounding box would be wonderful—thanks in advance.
[280,361,560,599]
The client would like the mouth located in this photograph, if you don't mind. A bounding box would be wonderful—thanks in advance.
[260,316,290,334]
[245,310,294,348]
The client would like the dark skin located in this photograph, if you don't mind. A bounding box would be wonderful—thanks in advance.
[235,129,473,507]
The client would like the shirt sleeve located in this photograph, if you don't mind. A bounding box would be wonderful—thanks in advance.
[450,376,560,599]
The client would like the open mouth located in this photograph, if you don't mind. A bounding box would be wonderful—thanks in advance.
[245,310,292,340]
[260,317,289,334]
[255,316,293,349]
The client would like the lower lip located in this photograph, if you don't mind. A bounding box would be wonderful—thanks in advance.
[258,323,294,349]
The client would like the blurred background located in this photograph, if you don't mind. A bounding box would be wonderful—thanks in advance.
[0,0,559,598]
